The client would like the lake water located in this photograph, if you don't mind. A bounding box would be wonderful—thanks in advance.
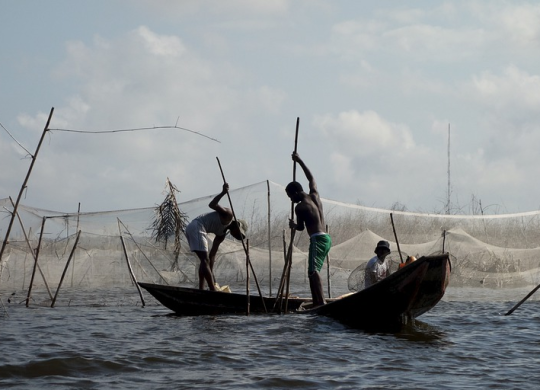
[1,287,540,389]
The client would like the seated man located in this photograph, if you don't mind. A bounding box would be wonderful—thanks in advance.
[364,240,391,288]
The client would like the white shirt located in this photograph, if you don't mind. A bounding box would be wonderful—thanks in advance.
[364,255,389,288]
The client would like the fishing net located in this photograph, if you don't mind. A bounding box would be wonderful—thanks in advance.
[2,180,540,306]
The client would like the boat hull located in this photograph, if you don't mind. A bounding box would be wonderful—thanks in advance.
[139,253,451,329]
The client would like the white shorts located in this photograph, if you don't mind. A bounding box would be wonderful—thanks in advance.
[185,220,208,252]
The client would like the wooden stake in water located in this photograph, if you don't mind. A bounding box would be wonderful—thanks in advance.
[51,230,82,308]
[26,217,47,307]
[0,107,54,267]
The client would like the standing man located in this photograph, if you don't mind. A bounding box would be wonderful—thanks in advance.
[286,152,332,307]
[364,240,391,288]
[185,183,247,291]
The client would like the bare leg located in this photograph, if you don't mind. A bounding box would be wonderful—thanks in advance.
[194,251,216,291]
[309,272,326,307]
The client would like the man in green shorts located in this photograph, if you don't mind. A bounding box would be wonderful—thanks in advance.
[286,152,332,307]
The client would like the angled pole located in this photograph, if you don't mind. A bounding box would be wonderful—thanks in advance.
[26,217,47,307]
[505,284,540,316]
[9,197,53,300]
[0,107,54,268]
[216,157,266,313]
[51,230,81,308]
[390,213,404,263]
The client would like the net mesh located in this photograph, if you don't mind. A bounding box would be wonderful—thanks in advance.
[2,180,540,306]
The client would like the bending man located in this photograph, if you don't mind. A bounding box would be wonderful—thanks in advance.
[185,183,247,291]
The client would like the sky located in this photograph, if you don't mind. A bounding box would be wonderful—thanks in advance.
[2,0,540,215]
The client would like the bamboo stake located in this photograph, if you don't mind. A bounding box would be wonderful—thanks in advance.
[9,197,53,300]
[118,219,173,284]
[390,213,404,263]
[72,202,81,287]
[26,217,46,307]
[0,107,54,268]
[246,239,250,315]
[267,180,272,297]
[51,230,81,308]
[216,157,266,313]
[442,230,447,253]
[120,235,146,307]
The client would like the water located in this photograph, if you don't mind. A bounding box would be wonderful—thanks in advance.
[1,287,540,389]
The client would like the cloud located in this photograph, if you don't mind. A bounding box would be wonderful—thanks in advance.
[316,110,415,156]
[470,65,540,112]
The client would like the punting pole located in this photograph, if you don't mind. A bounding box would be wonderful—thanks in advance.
[26,217,47,307]
[390,213,404,263]
[51,230,81,308]
[504,283,540,316]
[275,117,299,313]
[216,157,266,314]
[0,107,54,268]
[326,224,331,298]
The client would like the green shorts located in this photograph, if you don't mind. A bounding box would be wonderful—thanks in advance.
[308,233,332,274]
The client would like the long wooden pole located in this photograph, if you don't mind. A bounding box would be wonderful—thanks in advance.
[9,196,54,300]
[120,235,146,307]
[274,118,300,312]
[26,217,47,307]
[267,180,272,296]
[51,230,81,308]
[272,229,295,312]
[326,224,331,298]
[390,213,404,263]
[505,283,540,316]
[216,157,266,313]
[283,117,300,313]
[246,239,250,315]
[0,107,54,268]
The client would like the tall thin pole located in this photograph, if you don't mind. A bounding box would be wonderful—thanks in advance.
[390,213,404,263]
[26,217,47,307]
[446,123,451,215]
[120,235,146,307]
[246,239,250,315]
[326,224,331,298]
[51,230,81,308]
[216,157,266,313]
[10,197,53,300]
[267,180,272,296]
[283,117,299,313]
[0,107,54,267]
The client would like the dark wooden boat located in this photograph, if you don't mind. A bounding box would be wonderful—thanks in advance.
[139,253,450,329]
[302,253,451,329]
[138,282,310,316]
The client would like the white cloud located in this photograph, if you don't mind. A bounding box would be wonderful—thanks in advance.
[470,65,540,111]
[316,110,415,156]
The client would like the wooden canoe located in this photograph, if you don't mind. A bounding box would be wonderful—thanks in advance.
[302,253,451,329]
[139,253,450,329]
[138,282,310,316]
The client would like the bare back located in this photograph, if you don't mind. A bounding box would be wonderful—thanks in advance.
[295,191,325,236]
